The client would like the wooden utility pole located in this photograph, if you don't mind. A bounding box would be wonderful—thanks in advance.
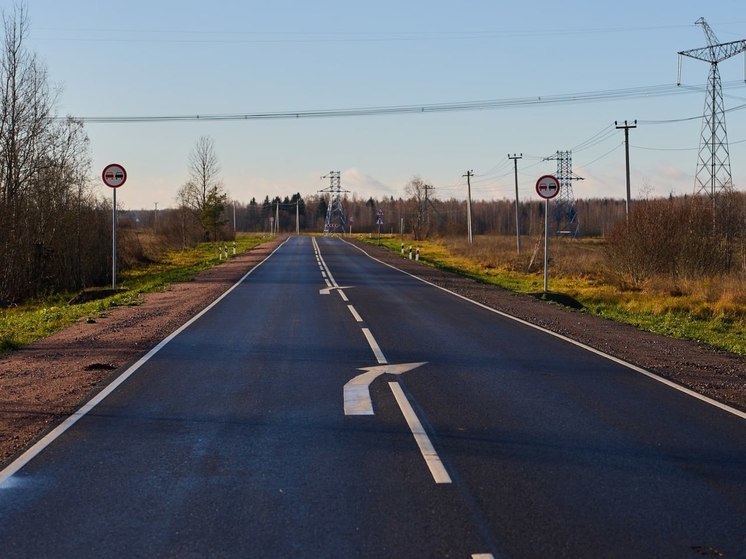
[423,183,434,236]
[508,154,523,254]
[463,170,474,244]
[615,120,637,220]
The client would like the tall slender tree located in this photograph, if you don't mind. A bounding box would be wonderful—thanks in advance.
[176,136,227,241]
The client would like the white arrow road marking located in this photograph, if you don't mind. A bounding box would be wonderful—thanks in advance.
[319,285,352,295]
[344,362,427,415]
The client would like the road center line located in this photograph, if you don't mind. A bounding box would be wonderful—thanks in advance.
[389,382,452,484]
[361,328,387,364]
[315,239,450,485]
[347,305,363,323]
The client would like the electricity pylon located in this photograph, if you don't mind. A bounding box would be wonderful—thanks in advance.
[678,17,746,199]
[545,150,583,237]
[319,171,349,235]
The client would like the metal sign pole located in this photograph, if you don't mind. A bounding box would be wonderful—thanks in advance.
[543,198,549,293]
[102,163,127,289]
[112,187,117,289]
[535,174,560,294]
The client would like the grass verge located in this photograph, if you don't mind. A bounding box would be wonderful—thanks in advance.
[0,235,270,354]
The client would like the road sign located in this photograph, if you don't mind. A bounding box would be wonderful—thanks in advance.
[535,174,560,199]
[535,174,561,293]
[376,209,384,226]
[102,164,127,188]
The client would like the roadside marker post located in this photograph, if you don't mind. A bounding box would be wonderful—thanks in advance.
[376,209,384,245]
[535,175,560,293]
[101,164,127,289]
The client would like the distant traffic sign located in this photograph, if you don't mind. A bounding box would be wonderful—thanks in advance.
[102,164,127,188]
[535,175,560,199]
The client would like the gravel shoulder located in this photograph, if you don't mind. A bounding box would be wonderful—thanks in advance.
[1,236,744,469]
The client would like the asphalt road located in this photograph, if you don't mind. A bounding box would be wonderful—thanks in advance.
[0,236,744,558]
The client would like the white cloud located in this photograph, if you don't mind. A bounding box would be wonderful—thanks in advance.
[341,168,400,200]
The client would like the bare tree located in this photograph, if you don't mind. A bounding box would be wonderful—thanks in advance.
[177,136,228,241]
[0,3,105,304]
[405,176,428,240]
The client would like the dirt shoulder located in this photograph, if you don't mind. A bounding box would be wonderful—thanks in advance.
[1,237,744,469]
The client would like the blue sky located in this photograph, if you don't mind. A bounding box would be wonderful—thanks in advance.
[22,0,746,210]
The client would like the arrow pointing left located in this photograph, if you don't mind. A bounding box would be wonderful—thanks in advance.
[344,362,428,415]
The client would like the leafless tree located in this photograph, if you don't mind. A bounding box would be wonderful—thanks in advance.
[176,136,228,241]
[405,176,428,240]
[0,3,105,304]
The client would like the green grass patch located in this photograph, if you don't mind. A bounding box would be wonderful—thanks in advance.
[0,235,270,354]
[360,235,746,356]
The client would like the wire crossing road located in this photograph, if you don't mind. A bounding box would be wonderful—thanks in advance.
[1,236,745,558]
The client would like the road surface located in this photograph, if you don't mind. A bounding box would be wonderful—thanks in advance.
[1,236,744,558]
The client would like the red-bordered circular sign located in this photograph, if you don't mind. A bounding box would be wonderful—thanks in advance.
[535,174,560,199]
[102,163,127,188]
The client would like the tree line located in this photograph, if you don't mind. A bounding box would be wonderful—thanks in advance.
[0,6,110,305]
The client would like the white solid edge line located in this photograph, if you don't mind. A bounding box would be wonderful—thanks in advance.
[362,328,387,364]
[0,237,292,486]
[342,239,746,421]
[389,382,452,484]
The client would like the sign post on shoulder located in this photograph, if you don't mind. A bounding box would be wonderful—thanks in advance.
[102,164,127,289]
[535,175,560,293]
[376,209,384,245]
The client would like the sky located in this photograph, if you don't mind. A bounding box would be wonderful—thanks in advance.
[18,0,746,210]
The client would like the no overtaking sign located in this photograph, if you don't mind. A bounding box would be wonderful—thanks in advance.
[102,164,127,188]
[535,174,560,199]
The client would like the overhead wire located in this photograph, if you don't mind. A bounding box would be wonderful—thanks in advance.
[33,23,701,45]
[51,81,746,124]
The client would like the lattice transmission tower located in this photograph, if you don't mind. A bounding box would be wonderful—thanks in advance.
[319,171,349,235]
[677,17,746,199]
[545,150,584,237]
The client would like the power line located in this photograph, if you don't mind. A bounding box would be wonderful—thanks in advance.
[33,23,706,45]
[579,142,623,167]
[639,101,746,124]
[52,81,746,124]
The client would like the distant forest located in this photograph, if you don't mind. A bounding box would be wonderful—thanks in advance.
[124,190,741,239]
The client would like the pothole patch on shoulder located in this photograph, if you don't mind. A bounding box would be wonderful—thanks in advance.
[84,363,117,371]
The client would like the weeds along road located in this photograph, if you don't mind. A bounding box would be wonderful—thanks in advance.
[0,236,744,558]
